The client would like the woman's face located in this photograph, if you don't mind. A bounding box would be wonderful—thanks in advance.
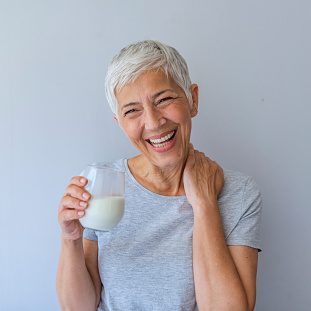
[114,69,198,169]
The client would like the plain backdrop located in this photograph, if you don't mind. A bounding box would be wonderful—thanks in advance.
[1,1,310,310]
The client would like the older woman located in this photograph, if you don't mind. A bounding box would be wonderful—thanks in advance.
[57,40,262,311]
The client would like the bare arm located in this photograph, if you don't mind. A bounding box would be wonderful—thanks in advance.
[56,177,101,311]
[228,245,258,310]
[183,144,258,311]
[192,207,258,311]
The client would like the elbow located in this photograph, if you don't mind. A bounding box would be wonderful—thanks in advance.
[230,290,256,311]
[58,305,97,311]
[233,298,255,311]
[232,300,255,311]
[200,297,254,311]
[195,285,256,311]
[199,303,250,311]
[247,301,256,311]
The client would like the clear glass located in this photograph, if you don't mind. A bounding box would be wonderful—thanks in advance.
[79,164,125,231]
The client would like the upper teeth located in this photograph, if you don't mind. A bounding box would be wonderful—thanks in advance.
[149,130,175,144]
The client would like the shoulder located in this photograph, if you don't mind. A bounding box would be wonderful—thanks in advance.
[223,168,250,185]
[219,169,262,220]
[221,169,261,199]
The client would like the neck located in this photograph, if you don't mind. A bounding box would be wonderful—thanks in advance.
[128,155,186,196]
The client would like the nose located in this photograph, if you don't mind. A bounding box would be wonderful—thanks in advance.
[144,107,166,130]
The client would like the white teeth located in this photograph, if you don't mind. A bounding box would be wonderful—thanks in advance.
[153,141,170,148]
[149,130,175,145]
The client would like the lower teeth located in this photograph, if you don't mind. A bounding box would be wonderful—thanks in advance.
[153,141,170,148]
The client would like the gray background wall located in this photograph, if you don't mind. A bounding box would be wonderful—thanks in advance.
[1,1,310,310]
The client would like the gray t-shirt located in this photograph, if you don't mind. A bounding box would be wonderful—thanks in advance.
[83,158,262,311]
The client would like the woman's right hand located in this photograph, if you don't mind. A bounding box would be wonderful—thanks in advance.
[58,177,91,241]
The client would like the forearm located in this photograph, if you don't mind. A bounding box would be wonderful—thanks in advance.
[56,235,98,311]
[192,201,248,311]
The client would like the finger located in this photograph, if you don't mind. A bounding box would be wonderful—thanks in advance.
[201,153,212,162]
[64,184,91,201]
[60,208,85,222]
[213,160,224,172]
[60,195,88,212]
[70,176,88,187]
[194,150,207,165]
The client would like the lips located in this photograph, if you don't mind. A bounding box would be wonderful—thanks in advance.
[146,130,177,148]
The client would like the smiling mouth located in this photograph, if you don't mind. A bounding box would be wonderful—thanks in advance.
[146,130,177,148]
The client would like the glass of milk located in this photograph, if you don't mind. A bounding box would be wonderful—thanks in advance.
[79,164,125,231]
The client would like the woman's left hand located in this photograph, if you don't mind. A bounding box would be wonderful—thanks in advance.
[183,143,224,209]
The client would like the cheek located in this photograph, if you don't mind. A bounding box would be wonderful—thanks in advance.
[122,122,143,141]
[166,103,192,120]
[176,114,192,138]
[171,110,192,127]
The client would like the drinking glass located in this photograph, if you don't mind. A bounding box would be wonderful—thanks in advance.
[79,164,125,231]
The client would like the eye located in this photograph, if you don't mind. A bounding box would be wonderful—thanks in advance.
[157,97,173,105]
[124,109,137,116]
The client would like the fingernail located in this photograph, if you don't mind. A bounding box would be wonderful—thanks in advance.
[80,177,86,184]
[82,193,90,200]
[78,211,84,216]
[79,201,87,207]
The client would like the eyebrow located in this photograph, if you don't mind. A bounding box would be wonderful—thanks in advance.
[120,89,177,111]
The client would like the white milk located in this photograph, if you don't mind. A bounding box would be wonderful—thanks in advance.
[79,196,125,231]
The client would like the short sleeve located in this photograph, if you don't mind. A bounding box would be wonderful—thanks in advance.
[226,177,263,251]
[83,228,98,241]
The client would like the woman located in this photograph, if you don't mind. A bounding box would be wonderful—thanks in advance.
[57,40,262,311]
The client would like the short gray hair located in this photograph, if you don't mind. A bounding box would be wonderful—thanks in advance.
[105,39,192,115]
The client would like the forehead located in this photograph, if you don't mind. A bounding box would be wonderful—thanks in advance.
[115,70,180,104]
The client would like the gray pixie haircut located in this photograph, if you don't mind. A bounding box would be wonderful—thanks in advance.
[105,39,192,115]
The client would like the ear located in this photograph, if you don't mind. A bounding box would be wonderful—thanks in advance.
[113,113,124,129]
[190,84,199,117]
[113,114,119,124]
